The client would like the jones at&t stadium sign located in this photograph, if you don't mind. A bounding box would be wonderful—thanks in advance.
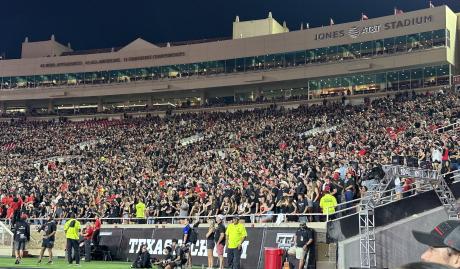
[314,15,433,40]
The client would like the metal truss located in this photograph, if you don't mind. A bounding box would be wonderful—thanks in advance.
[358,165,459,268]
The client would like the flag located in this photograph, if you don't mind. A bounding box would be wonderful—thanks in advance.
[361,13,369,20]
[306,22,310,29]
[394,7,404,15]
[2,143,16,151]
[330,18,335,26]
[429,1,435,8]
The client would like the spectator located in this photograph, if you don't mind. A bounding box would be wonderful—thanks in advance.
[135,198,146,224]
[206,218,216,269]
[82,221,94,262]
[412,220,460,268]
[215,215,226,269]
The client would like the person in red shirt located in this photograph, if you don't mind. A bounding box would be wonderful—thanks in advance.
[92,216,101,246]
[82,222,94,262]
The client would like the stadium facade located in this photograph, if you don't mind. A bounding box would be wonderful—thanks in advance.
[0,5,457,113]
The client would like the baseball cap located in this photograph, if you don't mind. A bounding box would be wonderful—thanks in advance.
[216,215,225,221]
[412,220,460,251]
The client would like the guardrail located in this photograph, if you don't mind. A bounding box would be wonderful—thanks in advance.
[1,171,456,227]
[435,121,460,133]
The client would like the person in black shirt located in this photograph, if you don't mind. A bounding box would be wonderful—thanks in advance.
[294,223,314,269]
[296,194,308,223]
[206,218,216,269]
[13,214,30,264]
[163,239,187,269]
[343,174,355,210]
[37,214,57,264]
[215,215,226,269]
[130,244,152,268]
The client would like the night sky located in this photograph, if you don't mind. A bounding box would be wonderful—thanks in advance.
[2,0,460,59]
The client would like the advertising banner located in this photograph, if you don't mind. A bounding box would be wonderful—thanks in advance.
[103,226,265,269]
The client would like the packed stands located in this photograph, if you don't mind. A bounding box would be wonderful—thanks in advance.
[0,90,458,224]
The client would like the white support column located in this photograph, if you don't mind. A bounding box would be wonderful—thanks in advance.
[97,99,103,113]
[47,100,54,113]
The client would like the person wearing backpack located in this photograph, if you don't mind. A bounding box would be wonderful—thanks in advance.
[64,213,81,266]
[13,214,30,264]
[182,218,198,268]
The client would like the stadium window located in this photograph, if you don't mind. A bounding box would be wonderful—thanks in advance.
[423,66,437,87]
[75,73,84,85]
[360,41,374,58]
[235,58,245,72]
[436,65,450,85]
[225,59,236,73]
[245,57,256,71]
[314,48,327,63]
[386,71,399,91]
[375,73,386,92]
[420,31,433,49]
[284,52,295,67]
[215,61,225,74]
[432,29,446,47]
[384,37,395,54]
[305,50,315,64]
[326,46,338,62]
[407,33,420,51]
[26,75,36,88]
[398,70,411,90]
[294,51,306,66]
[410,68,423,89]
[395,35,407,53]
[349,43,361,58]
[338,44,352,60]
[374,40,384,55]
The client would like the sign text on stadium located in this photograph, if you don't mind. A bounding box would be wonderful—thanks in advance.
[315,15,433,41]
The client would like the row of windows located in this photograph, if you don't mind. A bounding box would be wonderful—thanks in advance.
[0,29,450,90]
[308,64,450,97]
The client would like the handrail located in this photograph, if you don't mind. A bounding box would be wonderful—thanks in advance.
[435,121,460,133]
[17,179,445,225]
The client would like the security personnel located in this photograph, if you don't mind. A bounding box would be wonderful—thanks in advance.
[13,214,30,264]
[225,216,247,269]
[64,213,81,266]
[319,186,337,220]
[37,214,57,264]
[294,222,315,269]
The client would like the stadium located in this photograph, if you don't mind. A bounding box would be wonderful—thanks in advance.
[0,2,458,269]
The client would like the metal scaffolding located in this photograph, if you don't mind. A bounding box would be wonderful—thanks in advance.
[358,165,459,268]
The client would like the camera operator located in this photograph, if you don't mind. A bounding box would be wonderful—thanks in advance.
[37,214,57,265]
[163,239,187,269]
[294,222,315,269]
[153,246,173,268]
[130,243,152,268]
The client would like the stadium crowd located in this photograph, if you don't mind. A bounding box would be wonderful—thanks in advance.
[0,90,458,225]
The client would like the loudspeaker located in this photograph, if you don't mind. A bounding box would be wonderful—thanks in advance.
[370,165,386,181]
[392,156,404,165]
[406,156,418,168]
